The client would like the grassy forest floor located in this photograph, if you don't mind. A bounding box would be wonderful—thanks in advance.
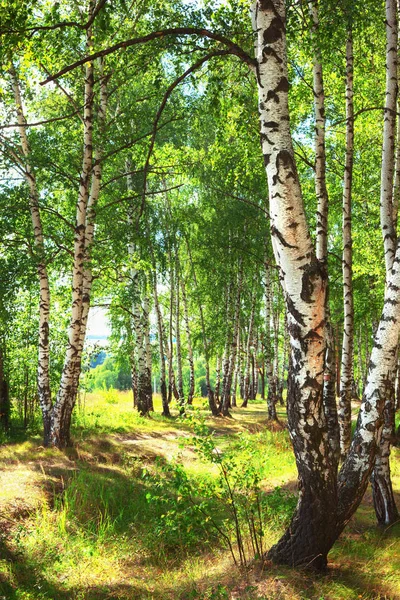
[0,392,400,600]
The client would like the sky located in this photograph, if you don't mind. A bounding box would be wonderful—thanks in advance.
[86,307,110,340]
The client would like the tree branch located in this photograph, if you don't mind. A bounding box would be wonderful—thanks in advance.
[40,27,256,85]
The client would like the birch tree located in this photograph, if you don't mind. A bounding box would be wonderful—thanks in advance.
[339,26,355,460]
[370,0,399,525]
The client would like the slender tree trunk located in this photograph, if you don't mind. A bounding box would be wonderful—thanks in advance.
[372,0,399,525]
[10,67,52,445]
[186,237,218,415]
[339,29,355,460]
[279,317,289,405]
[125,166,152,416]
[180,274,195,404]
[215,355,222,406]
[309,0,340,467]
[265,265,277,420]
[130,347,138,408]
[143,292,154,412]
[175,257,185,414]
[0,348,9,432]
[50,19,95,446]
[221,263,242,415]
[242,294,255,408]
[152,269,170,416]
[231,328,241,407]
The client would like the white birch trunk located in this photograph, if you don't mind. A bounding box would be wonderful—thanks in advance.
[308,0,328,263]
[253,0,338,566]
[10,67,52,443]
[186,238,218,414]
[339,30,355,460]
[253,0,400,566]
[152,268,170,416]
[241,293,255,408]
[175,259,185,413]
[50,11,95,446]
[221,264,242,415]
[180,274,195,404]
[126,171,152,416]
[265,264,277,419]
[371,0,399,524]
[143,292,154,412]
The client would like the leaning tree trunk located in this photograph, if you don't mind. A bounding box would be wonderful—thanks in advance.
[371,0,399,525]
[339,28,355,461]
[10,67,52,444]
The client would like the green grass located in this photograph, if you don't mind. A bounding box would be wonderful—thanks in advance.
[0,393,399,599]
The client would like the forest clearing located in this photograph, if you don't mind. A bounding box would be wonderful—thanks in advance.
[0,393,399,600]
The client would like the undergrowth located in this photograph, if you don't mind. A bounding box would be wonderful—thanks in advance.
[0,393,400,599]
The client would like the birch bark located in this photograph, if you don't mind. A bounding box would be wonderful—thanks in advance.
[152,268,170,416]
[186,239,218,414]
[253,0,339,566]
[221,263,242,415]
[125,169,152,416]
[241,293,255,408]
[253,0,400,566]
[265,264,277,420]
[309,0,339,464]
[339,29,355,460]
[371,0,399,524]
[180,273,195,404]
[10,67,52,443]
[175,257,185,413]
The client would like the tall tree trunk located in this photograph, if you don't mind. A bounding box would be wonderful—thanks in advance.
[253,0,340,566]
[339,29,355,460]
[152,269,170,416]
[0,348,9,432]
[241,293,255,408]
[231,328,241,407]
[180,273,195,404]
[143,292,154,412]
[130,346,138,408]
[10,67,52,444]
[253,0,400,567]
[215,355,222,406]
[372,0,399,525]
[175,256,185,414]
[309,0,340,467]
[125,166,152,416]
[221,263,242,415]
[186,237,218,415]
[265,264,277,420]
[50,13,109,446]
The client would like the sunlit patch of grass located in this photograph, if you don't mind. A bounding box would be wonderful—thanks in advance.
[0,392,400,599]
